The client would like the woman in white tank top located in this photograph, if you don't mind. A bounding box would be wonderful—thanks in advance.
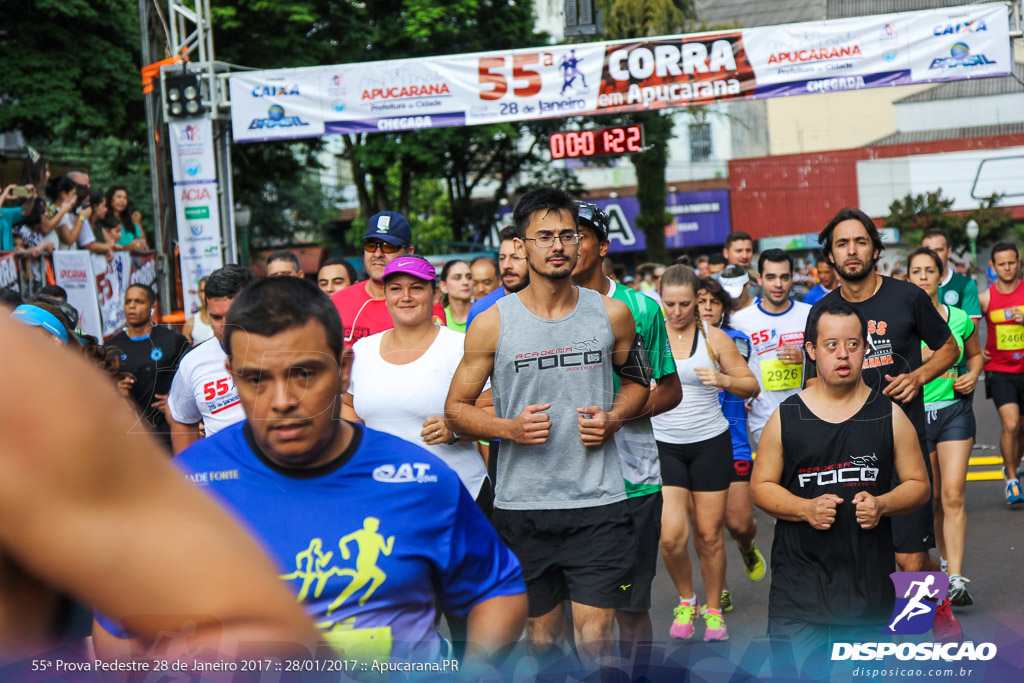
[652,265,758,643]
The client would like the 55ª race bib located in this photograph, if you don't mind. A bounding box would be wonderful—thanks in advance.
[760,359,802,391]
[996,324,1024,351]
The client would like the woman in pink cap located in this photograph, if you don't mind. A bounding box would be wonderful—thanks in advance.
[342,254,491,510]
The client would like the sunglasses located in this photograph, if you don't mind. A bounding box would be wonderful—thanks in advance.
[364,240,403,254]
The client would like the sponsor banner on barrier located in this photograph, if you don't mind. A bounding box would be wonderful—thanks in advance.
[0,251,19,292]
[53,251,103,340]
[168,118,224,316]
[94,252,132,340]
[229,3,1011,143]
[130,251,158,290]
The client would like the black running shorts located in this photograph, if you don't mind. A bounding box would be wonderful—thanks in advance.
[890,439,935,554]
[986,370,1024,410]
[619,492,662,614]
[924,398,976,454]
[491,500,637,618]
[657,429,732,492]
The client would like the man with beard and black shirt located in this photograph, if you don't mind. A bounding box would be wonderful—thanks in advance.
[805,208,961,638]
[108,284,190,450]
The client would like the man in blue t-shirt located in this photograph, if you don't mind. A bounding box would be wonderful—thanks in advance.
[95,277,526,664]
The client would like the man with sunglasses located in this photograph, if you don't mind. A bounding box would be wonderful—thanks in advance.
[332,211,445,345]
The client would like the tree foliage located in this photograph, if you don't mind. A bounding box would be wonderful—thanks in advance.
[884,189,1018,259]
[0,0,149,220]
[0,0,144,143]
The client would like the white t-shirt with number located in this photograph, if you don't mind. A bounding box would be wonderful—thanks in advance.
[349,326,488,499]
[168,338,244,436]
[730,299,811,433]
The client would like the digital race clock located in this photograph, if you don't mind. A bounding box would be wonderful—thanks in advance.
[549,124,645,159]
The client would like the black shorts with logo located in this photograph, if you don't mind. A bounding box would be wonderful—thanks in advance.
[730,458,753,483]
[491,499,637,618]
[986,370,1024,410]
[619,492,662,614]
[890,438,935,554]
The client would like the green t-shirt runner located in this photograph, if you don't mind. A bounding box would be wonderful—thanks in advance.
[443,305,466,334]
[938,269,981,318]
[608,279,677,497]
[921,305,974,410]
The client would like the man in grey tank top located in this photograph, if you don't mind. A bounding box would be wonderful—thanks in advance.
[445,187,651,669]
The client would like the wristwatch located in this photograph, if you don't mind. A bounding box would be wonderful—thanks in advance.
[447,430,460,445]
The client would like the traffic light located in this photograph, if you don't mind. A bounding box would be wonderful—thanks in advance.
[163,71,205,118]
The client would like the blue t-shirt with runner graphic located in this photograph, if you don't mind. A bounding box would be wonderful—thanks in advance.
[98,421,523,661]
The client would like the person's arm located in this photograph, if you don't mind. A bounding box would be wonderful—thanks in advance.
[130,212,149,249]
[953,324,984,395]
[577,298,650,446]
[851,404,930,529]
[181,317,195,344]
[884,291,957,402]
[42,196,74,236]
[751,407,842,529]
[646,371,682,418]
[978,288,990,315]
[341,392,363,424]
[58,207,91,245]
[168,412,202,455]
[694,325,759,399]
[464,593,528,662]
[0,315,318,656]
[444,307,551,444]
[640,303,682,417]
[884,334,957,402]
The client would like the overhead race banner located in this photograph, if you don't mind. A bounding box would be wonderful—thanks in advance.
[229,2,1011,142]
[169,118,224,316]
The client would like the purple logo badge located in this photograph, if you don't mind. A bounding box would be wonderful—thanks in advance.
[884,572,949,635]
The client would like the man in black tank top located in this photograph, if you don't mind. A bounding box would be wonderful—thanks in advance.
[752,302,930,664]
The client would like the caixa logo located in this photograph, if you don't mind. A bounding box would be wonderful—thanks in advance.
[251,84,299,97]
[933,19,987,35]
[180,187,212,202]
[248,104,309,130]
[372,463,438,483]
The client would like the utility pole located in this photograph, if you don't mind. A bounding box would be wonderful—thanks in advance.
[138,0,175,318]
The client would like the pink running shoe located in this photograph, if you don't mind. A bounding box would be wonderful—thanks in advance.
[703,608,729,642]
[670,601,697,639]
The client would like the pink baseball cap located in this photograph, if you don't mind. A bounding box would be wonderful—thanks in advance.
[382,256,437,282]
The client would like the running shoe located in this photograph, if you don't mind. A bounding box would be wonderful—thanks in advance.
[720,590,733,613]
[1005,478,1023,505]
[947,575,974,607]
[703,608,729,642]
[740,541,766,582]
[932,599,962,643]
[670,601,697,640]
